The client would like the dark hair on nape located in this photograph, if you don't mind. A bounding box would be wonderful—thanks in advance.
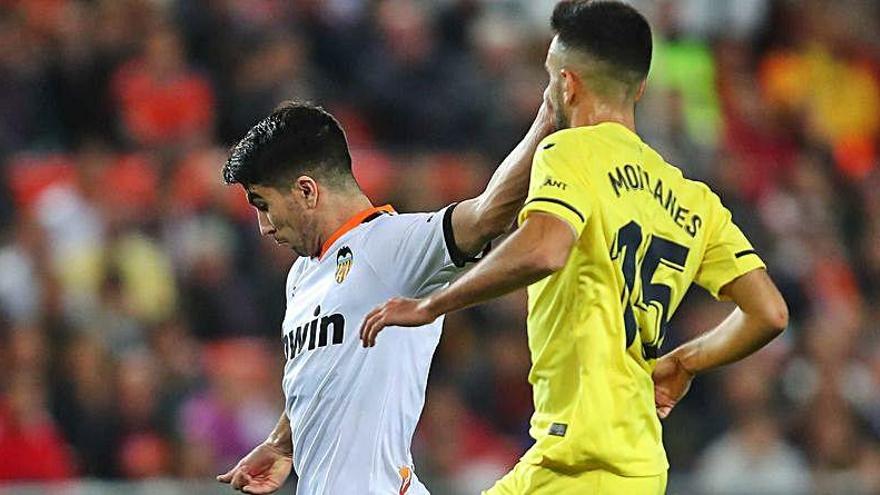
[551,0,652,86]
[223,101,353,188]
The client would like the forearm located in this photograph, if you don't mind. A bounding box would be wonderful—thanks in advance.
[670,308,782,374]
[359,216,574,348]
[453,105,553,254]
[423,216,569,317]
[425,243,550,317]
[671,269,787,374]
[472,117,550,229]
[265,411,293,457]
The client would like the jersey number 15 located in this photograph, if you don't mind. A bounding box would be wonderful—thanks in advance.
[610,221,689,360]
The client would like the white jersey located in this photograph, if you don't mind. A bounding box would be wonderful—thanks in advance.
[281,204,477,495]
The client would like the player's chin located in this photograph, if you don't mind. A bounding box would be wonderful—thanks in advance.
[288,244,310,257]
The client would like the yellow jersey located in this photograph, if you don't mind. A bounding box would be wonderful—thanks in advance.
[516,122,766,476]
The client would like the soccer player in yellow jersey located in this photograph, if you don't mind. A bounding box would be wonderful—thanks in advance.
[360,1,789,493]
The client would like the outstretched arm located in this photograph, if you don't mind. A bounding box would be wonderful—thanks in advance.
[360,212,575,346]
[653,269,788,418]
[449,95,555,257]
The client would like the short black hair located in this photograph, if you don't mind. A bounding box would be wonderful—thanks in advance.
[551,0,652,85]
[223,101,353,188]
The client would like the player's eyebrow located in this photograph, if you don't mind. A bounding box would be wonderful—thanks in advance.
[246,192,263,205]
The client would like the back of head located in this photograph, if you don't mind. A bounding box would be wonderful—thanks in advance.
[551,0,652,90]
[223,101,355,190]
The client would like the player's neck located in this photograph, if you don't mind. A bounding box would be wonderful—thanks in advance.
[315,191,374,254]
[570,103,636,133]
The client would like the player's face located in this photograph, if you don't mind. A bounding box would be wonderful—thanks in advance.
[545,37,570,130]
[246,184,316,257]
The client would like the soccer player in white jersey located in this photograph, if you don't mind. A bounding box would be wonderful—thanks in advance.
[216,100,552,494]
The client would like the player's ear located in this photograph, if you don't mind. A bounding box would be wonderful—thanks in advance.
[293,176,319,209]
[560,68,579,106]
[634,79,647,102]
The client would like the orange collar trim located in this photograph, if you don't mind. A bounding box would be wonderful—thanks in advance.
[318,204,395,259]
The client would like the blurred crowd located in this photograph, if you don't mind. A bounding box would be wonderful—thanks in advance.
[1,0,879,494]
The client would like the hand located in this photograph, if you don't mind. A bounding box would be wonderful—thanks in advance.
[217,442,293,494]
[360,297,437,347]
[652,354,695,419]
[535,87,556,136]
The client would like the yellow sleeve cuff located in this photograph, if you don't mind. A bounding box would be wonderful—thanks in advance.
[710,252,767,300]
[518,197,586,234]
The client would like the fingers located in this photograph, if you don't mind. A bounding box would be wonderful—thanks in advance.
[217,467,235,483]
[654,387,674,419]
[231,468,254,491]
[359,306,382,344]
[361,308,387,348]
[243,484,278,494]
[360,298,426,347]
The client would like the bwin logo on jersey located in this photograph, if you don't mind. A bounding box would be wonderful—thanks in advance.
[336,246,353,283]
[283,306,345,360]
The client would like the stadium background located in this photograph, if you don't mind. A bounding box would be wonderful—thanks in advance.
[0,0,879,494]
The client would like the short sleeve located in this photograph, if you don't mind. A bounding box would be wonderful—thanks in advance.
[694,196,766,300]
[518,133,593,236]
[361,204,482,298]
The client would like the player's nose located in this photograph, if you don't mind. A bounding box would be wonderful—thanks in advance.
[257,211,276,236]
